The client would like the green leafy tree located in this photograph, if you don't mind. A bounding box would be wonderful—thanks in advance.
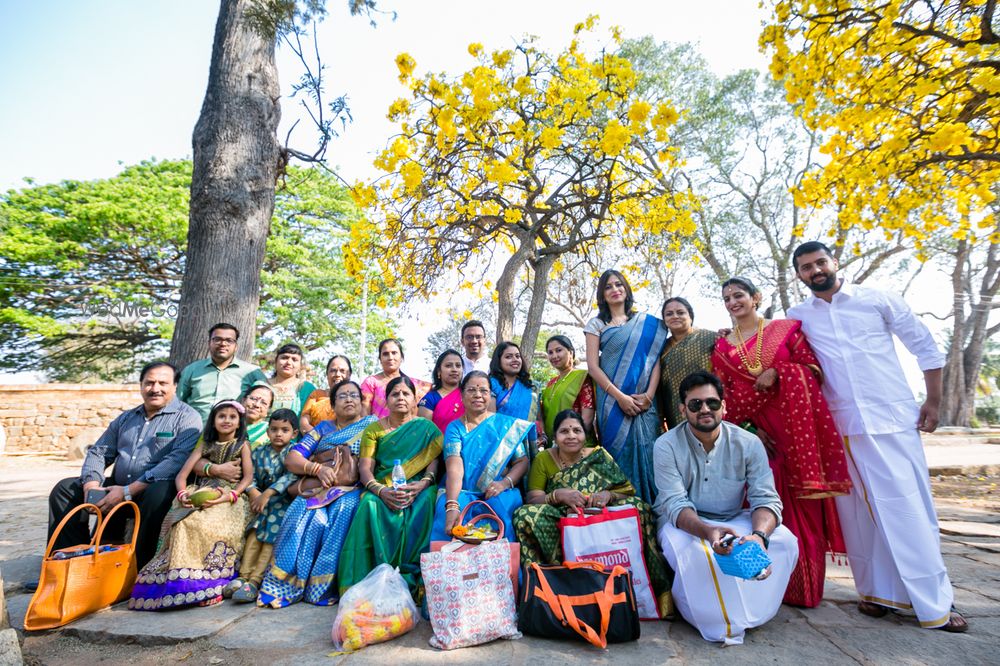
[0,159,389,381]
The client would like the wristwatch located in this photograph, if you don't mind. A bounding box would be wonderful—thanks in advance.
[751,529,770,549]
[122,484,132,502]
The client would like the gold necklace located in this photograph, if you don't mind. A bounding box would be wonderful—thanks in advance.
[733,317,765,376]
[553,447,581,469]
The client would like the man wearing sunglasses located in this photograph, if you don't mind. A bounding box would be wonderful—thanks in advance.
[652,370,799,644]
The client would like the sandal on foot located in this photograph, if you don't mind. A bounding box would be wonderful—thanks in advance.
[223,578,245,599]
[199,595,223,607]
[858,601,888,618]
[232,581,259,603]
[937,607,969,633]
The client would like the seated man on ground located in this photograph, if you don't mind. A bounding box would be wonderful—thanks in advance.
[652,370,798,645]
[47,361,203,568]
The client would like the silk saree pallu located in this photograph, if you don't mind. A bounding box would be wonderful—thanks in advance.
[595,313,667,503]
[541,369,588,440]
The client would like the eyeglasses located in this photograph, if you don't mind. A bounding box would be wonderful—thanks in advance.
[245,396,271,406]
[463,387,491,396]
[335,391,362,401]
[463,334,485,341]
[686,398,722,412]
[210,336,237,345]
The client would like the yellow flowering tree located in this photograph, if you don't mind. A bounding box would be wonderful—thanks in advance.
[760,0,999,249]
[761,1,1000,425]
[349,18,697,354]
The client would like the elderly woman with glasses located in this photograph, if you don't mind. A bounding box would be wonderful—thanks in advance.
[430,370,533,542]
[257,380,377,607]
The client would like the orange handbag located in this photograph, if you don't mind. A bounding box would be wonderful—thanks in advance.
[25,500,140,630]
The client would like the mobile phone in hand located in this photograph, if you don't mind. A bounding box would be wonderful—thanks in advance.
[85,489,109,505]
[720,534,739,548]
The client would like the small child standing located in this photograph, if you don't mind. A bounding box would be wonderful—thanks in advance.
[129,400,254,610]
[226,408,297,603]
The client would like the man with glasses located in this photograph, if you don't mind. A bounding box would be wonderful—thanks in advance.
[459,320,491,377]
[652,370,797,644]
[177,323,268,423]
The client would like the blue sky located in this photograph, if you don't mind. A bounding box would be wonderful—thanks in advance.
[0,1,768,190]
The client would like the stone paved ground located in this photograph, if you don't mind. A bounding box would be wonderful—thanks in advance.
[2,452,999,665]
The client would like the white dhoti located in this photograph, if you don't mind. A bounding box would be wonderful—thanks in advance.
[658,512,798,644]
[838,431,954,627]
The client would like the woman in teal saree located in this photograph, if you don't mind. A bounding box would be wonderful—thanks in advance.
[338,376,442,600]
[584,270,667,504]
[431,371,532,541]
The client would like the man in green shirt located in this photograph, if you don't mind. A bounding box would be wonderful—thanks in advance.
[177,322,268,423]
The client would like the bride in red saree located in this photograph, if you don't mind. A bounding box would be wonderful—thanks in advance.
[712,276,851,608]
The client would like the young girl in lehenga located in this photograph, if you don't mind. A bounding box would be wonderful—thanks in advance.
[129,400,254,610]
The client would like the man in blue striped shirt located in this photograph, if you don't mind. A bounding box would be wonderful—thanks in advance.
[47,361,202,567]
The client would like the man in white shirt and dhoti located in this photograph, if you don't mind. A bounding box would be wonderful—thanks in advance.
[653,370,799,644]
[787,241,967,633]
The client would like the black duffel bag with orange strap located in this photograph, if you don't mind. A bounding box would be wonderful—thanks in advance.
[517,561,641,648]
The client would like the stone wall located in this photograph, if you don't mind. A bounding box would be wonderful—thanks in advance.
[0,384,139,456]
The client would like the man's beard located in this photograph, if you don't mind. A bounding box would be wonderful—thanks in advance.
[807,273,837,292]
[691,418,719,433]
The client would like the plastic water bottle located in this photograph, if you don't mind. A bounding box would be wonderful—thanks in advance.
[391,459,407,490]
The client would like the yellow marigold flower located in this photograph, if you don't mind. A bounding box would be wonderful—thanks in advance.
[395,53,416,82]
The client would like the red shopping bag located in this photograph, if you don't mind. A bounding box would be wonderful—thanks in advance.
[559,505,658,619]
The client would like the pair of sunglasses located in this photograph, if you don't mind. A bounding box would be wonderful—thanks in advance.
[686,398,722,412]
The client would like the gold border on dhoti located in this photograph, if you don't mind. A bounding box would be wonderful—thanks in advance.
[700,539,732,638]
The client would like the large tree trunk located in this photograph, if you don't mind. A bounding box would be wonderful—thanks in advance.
[941,240,970,426]
[940,232,1000,427]
[170,0,280,368]
[495,234,534,346]
[520,253,558,362]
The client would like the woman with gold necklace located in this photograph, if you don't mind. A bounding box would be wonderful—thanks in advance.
[712,276,852,608]
[513,409,674,618]
[431,371,532,542]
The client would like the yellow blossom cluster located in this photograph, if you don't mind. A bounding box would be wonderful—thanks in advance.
[345,18,697,294]
[760,0,1000,246]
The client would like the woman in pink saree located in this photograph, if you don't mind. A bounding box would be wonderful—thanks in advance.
[418,349,466,432]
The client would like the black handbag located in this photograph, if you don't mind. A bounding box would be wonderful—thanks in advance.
[517,561,640,648]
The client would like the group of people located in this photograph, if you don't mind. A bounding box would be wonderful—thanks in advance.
[46,240,967,644]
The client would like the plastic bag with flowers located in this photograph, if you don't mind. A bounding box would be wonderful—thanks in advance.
[331,564,418,652]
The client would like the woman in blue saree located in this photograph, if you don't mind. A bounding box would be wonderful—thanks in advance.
[257,380,376,607]
[488,341,543,452]
[432,371,532,541]
[584,269,666,504]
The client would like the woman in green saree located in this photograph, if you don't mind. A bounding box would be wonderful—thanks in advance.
[657,297,717,430]
[513,409,674,619]
[338,375,443,600]
[540,335,596,442]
